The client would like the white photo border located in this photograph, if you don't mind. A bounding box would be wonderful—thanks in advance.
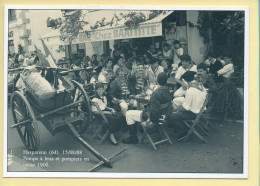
[3,5,249,178]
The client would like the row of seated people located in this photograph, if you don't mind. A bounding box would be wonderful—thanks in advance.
[89,54,230,145]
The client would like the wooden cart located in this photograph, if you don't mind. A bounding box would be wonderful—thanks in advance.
[9,67,126,171]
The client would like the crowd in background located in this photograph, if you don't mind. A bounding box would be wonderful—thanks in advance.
[8,40,235,145]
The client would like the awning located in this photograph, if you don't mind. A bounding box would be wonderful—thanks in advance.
[42,10,173,44]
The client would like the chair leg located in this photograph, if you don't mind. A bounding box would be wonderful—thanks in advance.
[182,121,208,143]
[192,129,208,143]
[197,123,209,136]
[98,129,109,144]
[92,124,103,138]
[182,121,192,141]
[142,126,157,150]
[160,126,172,144]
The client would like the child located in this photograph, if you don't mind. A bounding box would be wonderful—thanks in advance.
[91,83,125,145]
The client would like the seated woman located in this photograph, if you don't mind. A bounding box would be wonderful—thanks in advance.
[91,83,125,146]
[122,72,173,144]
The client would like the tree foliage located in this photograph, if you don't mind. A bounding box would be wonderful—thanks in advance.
[47,10,88,43]
[195,11,244,56]
[211,81,243,121]
[47,10,168,42]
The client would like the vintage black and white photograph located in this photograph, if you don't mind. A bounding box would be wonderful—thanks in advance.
[4,7,248,178]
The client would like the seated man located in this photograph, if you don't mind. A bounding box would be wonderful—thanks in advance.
[107,67,132,115]
[113,56,127,74]
[91,83,125,146]
[167,74,207,139]
[89,70,98,87]
[122,72,173,144]
[172,71,197,110]
[208,52,223,74]
[171,40,184,75]
[217,55,234,82]
[196,62,217,93]
[174,55,197,98]
[128,58,148,95]
[147,57,164,86]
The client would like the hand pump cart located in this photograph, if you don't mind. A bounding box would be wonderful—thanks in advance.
[9,66,126,172]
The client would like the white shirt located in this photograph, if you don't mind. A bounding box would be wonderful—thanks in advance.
[98,74,108,83]
[163,49,172,60]
[22,58,31,67]
[91,96,107,112]
[175,65,197,80]
[173,48,183,65]
[147,66,164,84]
[217,63,234,78]
[113,65,120,74]
[98,69,108,83]
[90,77,97,85]
[182,87,207,114]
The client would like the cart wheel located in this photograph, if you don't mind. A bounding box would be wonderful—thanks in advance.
[71,81,92,134]
[11,91,40,151]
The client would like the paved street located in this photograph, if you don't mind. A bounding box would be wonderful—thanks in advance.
[6,105,244,174]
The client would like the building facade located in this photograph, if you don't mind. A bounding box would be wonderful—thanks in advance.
[9,10,207,64]
[8,9,65,60]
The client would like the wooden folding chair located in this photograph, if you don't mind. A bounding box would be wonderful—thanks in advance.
[88,102,110,144]
[181,94,212,143]
[141,115,172,150]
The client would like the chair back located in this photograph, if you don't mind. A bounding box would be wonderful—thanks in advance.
[92,101,110,124]
[193,93,212,123]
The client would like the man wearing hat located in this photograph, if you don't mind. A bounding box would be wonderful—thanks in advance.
[122,72,173,144]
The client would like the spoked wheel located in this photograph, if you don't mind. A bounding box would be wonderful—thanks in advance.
[71,81,92,134]
[11,91,40,150]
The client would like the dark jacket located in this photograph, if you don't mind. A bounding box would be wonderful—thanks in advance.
[107,77,130,101]
[149,86,173,123]
[209,59,223,75]
[128,74,148,95]
[204,74,218,93]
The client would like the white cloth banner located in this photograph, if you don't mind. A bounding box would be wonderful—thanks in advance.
[65,22,162,44]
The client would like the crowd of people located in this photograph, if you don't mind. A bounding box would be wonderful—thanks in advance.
[8,40,235,146]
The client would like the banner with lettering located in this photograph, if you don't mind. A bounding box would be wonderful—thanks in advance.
[65,22,162,44]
